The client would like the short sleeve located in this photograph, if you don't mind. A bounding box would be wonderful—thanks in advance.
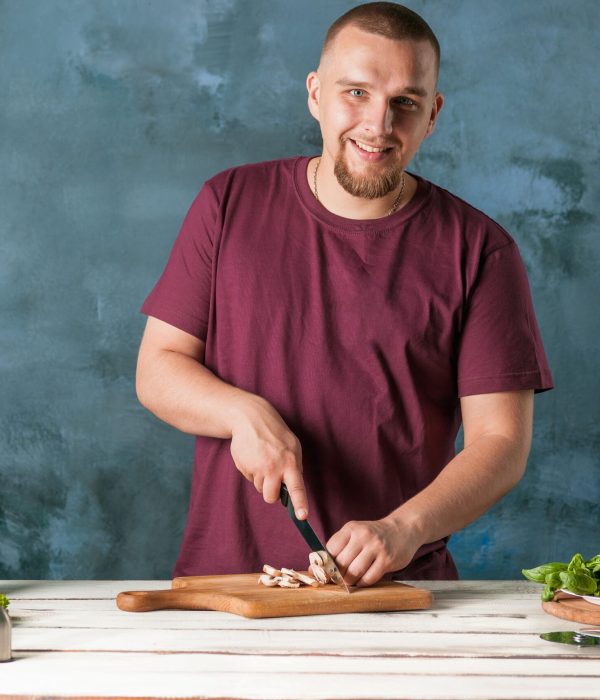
[457,241,554,397]
[140,182,219,340]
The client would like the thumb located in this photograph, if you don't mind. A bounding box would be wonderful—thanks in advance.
[284,471,309,520]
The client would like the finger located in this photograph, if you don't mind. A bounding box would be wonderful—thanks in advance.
[355,557,386,588]
[344,550,378,587]
[253,474,264,494]
[283,470,309,520]
[326,525,352,558]
[262,474,282,504]
[328,530,362,573]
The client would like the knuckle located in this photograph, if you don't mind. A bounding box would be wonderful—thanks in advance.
[284,447,300,467]
[379,551,392,568]
[262,458,278,476]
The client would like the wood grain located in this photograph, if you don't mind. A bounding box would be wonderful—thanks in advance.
[542,593,600,625]
[4,580,600,699]
[116,572,433,618]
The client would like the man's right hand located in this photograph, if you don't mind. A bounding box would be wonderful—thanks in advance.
[229,395,309,519]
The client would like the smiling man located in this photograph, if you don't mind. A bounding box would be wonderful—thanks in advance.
[306,20,443,217]
[136,3,553,585]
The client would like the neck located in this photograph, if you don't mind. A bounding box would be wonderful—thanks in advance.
[308,154,416,220]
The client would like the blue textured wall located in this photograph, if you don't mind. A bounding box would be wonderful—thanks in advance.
[1,1,598,579]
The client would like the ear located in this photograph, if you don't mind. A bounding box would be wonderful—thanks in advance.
[306,71,321,122]
[424,91,444,139]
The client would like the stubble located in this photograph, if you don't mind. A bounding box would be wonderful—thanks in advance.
[333,138,403,199]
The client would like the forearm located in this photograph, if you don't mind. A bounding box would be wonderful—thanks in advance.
[135,316,309,514]
[386,434,529,546]
[136,348,260,438]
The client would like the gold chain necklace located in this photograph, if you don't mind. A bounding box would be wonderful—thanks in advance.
[312,157,405,216]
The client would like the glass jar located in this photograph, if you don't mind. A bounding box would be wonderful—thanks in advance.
[0,605,11,662]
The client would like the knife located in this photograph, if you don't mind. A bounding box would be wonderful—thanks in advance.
[540,630,600,646]
[279,483,351,594]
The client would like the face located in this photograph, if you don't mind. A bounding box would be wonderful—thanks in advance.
[307,25,443,199]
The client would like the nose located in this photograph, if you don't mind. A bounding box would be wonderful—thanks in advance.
[363,98,394,138]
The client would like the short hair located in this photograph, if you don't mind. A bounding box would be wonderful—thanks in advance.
[321,2,440,81]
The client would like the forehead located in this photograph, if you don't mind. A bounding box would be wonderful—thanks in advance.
[321,25,437,92]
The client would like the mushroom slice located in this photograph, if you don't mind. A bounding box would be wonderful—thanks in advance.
[262,564,282,577]
[258,574,280,587]
[311,564,329,585]
[280,567,301,580]
[317,550,345,585]
[309,551,324,568]
[295,572,321,587]
[278,578,300,588]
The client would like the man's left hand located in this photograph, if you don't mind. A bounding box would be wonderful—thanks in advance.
[325,516,421,587]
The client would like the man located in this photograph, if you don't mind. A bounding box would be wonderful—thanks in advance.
[136,2,553,585]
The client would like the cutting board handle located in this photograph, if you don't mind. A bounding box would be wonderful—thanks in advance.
[116,589,210,612]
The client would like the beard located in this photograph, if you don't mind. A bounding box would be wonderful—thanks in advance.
[334,137,403,199]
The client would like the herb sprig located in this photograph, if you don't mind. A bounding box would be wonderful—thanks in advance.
[0,594,9,609]
[522,552,600,601]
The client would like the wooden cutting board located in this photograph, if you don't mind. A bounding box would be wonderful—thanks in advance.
[116,572,433,618]
[542,591,600,625]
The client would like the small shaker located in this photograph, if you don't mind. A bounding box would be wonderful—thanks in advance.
[0,605,11,662]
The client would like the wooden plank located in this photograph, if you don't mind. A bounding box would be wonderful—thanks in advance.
[0,579,544,598]
[11,607,571,634]
[9,651,600,674]
[0,580,171,599]
[11,626,600,656]
[0,651,599,699]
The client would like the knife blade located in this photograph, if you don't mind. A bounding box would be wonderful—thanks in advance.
[279,483,351,594]
[540,630,600,646]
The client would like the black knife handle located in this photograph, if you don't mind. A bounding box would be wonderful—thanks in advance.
[279,482,324,553]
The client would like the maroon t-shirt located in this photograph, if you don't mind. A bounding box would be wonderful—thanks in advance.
[141,155,554,580]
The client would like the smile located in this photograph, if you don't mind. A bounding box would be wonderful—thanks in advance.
[349,138,393,162]
[352,139,391,153]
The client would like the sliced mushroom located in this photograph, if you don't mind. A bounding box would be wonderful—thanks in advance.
[295,572,320,586]
[278,578,301,588]
[309,551,324,568]
[262,564,282,577]
[310,563,329,584]
[260,550,341,588]
[316,550,345,585]
[280,567,301,580]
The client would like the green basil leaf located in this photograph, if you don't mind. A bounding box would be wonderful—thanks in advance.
[567,553,585,572]
[559,571,597,595]
[542,585,555,602]
[522,563,568,583]
[544,572,563,588]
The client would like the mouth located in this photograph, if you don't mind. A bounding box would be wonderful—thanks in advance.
[348,138,393,162]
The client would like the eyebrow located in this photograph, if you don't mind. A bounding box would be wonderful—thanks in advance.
[335,78,428,98]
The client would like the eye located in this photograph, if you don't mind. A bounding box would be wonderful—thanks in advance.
[349,88,365,97]
[393,96,416,106]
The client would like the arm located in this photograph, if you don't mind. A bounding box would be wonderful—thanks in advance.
[136,316,309,516]
[326,389,534,586]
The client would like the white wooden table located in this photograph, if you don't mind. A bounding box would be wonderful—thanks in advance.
[0,579,599,699]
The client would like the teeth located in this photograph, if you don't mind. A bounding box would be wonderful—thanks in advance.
[353,140,388,153]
